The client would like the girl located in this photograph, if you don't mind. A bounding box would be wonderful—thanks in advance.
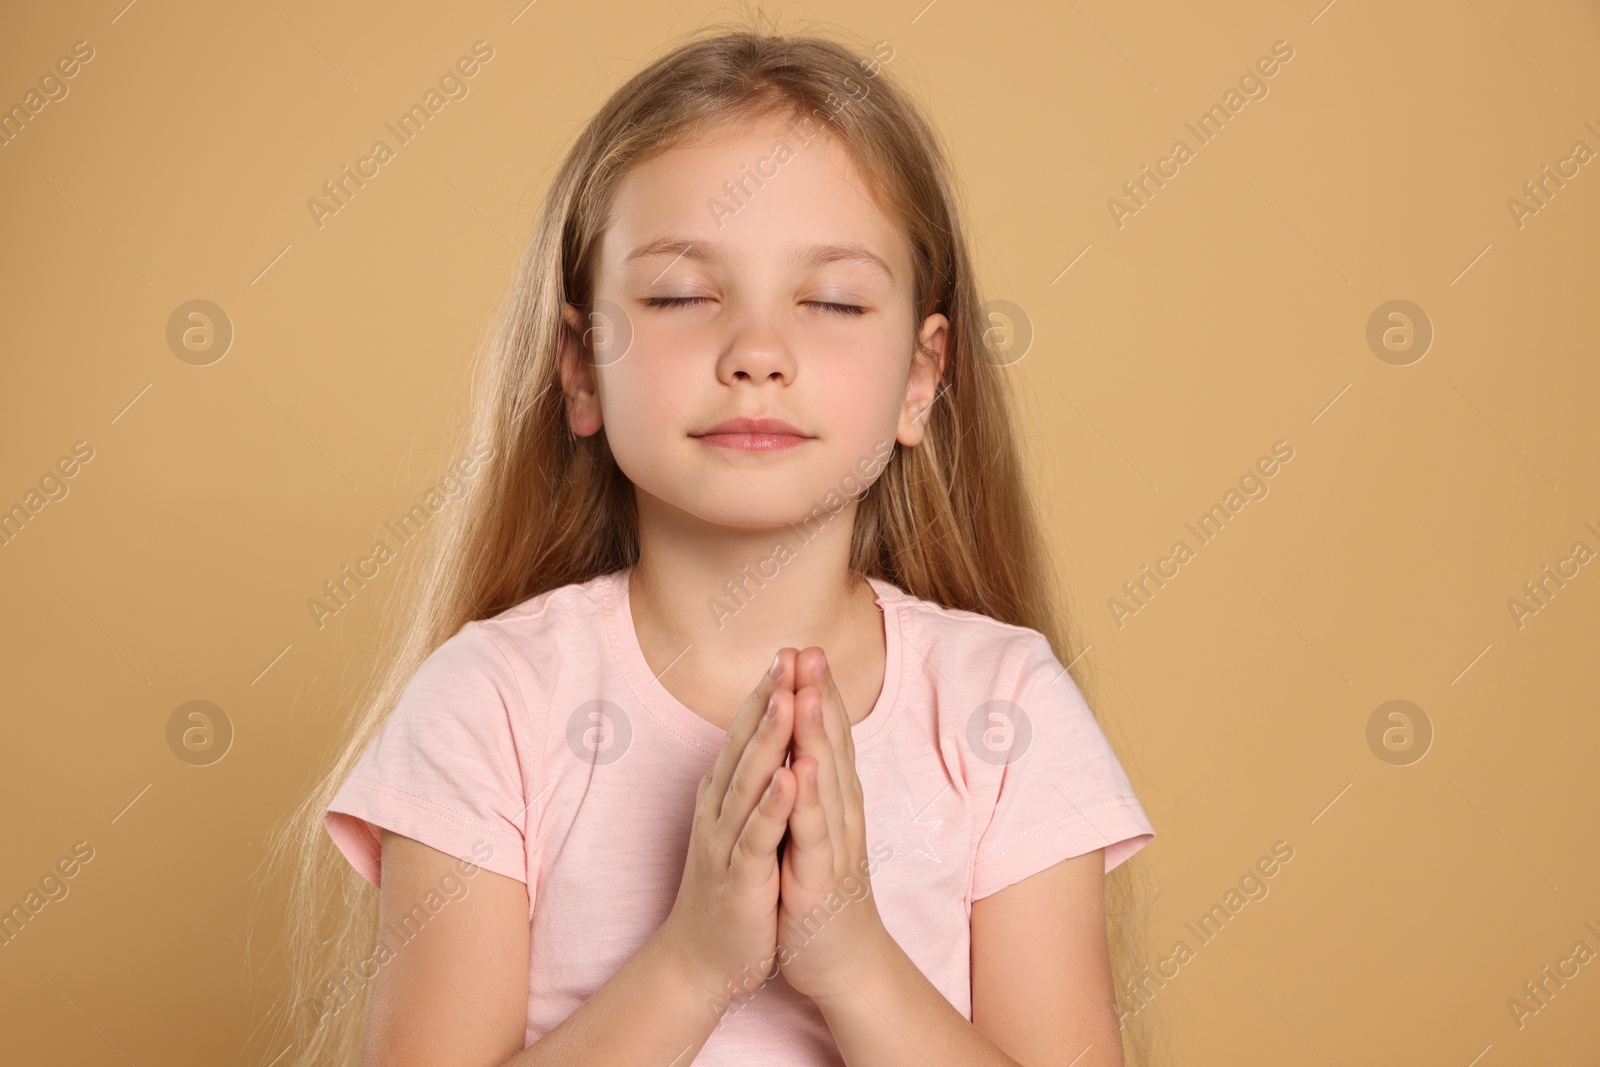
[265,22,1158,1067]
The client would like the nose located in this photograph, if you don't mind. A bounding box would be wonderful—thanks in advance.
[715,314,797,387]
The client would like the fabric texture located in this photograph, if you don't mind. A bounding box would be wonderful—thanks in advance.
[325,566,1156,1061]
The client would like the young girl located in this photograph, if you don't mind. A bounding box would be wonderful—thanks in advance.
[266,23,1157,1067]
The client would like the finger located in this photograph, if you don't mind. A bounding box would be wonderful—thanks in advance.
[720,684,794,834]
[708,648,795,805]
[795,648,850,775]
[815,651,864,819]
[731,764,796,887]
[794,649,853,835]
[817,650,858,771]
[793,683,848,864]
[784,755,834,887]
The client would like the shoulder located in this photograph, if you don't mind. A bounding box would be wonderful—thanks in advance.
[462,569,622,676]
[398,570,621,720]
[872,577,1061,695]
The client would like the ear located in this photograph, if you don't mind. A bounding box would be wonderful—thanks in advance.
[896,312,949,448]
[558,302,604,437]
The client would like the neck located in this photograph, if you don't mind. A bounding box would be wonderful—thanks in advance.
[627,488,873,668]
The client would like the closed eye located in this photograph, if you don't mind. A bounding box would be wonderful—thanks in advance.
[641,296,868,316]
[641,296,709,310]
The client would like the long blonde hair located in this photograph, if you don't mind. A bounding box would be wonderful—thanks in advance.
[257,16,1164,1066]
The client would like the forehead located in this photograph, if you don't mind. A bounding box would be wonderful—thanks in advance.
[598,113,908,283]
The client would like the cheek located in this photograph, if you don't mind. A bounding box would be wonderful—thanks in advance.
[593,353,698,483]
[825,323,915,398]
[820,367,896,427]
[598,367,672,441]
[813,331,909,422]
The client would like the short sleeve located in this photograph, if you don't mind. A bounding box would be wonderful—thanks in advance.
[969,635,1155,900]
[324,621,531,887]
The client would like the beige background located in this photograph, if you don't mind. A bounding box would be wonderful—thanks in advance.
[2,0,1597,1063]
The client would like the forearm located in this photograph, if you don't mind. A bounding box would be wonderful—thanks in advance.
[498,928,732,1065]
[814,933,1022,1067]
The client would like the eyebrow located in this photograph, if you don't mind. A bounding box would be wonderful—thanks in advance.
[624,236,894,282]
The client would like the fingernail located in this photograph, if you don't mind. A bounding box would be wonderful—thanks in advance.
[769,653,782,678]
[765,693,778,720]
[817,656,829,680]
[767,775,781,797]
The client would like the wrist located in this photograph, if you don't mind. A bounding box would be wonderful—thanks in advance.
[810,920,903,1014]
[649,923,714,993]
[649,925,770,1025]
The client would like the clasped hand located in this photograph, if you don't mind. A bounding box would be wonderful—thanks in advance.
[771,647,889,1004]
[662,646,891,1016]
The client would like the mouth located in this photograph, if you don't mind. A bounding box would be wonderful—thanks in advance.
[690,416,813,453]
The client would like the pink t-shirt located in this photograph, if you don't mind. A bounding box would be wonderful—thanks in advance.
[325,566,1155,1062]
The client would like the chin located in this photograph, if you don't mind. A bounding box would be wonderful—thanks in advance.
[640,482,829,533]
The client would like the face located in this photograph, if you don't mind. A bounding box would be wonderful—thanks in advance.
[558,111,948,531]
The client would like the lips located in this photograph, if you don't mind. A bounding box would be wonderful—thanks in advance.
[695,416,807,437]
[691,416,812,453]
